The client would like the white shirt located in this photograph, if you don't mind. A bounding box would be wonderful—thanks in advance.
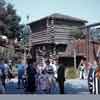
[37,64,45,74]
[50,63,58,78]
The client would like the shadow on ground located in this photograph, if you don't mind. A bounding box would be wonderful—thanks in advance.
[64,83,89,94]
[5,79,89,94]
[5,81,24,94]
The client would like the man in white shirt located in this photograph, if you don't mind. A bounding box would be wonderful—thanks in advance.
[50,60,58,79]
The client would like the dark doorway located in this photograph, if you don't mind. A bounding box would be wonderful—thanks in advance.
[58,56,86,68]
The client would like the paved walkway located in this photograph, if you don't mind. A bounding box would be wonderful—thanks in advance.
[5,78,25,94]
[5,78,89,94]
[64,79,89,94]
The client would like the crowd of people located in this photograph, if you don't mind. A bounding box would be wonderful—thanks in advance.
[78,59,100,94]
[0,57,66,94]
[23,58,65,94]
[78,59,98,80]
[1,56,99,94]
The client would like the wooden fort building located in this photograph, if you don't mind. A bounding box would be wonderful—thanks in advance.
[28,13,87,66]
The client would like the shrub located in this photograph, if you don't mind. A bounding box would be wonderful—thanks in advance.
[65,67,79,79]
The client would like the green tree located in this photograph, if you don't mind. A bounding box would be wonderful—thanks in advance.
[19,25,31,47]
[0,0,21,40]
[71,28,85,39]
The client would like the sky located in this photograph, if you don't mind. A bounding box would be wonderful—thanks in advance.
[6,0,100,24]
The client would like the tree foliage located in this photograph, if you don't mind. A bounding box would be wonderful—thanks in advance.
[0,0,21,40]
[71,28,85,39]
[19,25,32,47]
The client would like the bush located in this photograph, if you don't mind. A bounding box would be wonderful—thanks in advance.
[65,67,79,79]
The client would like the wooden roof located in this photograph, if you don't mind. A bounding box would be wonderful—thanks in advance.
[49,13,87,23]
[28,13,87,25]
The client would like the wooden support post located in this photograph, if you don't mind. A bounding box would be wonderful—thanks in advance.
[74,49,77,69]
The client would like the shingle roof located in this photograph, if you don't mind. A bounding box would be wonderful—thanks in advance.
[49,13,87,23]
[28,13,87,25]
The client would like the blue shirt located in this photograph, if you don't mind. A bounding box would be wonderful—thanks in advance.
[0,64,5,74]
[16,64,24,71]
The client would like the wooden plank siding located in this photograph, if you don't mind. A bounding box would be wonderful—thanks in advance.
[29,24,76,45]
[28,13,89,65]
[28,13,87,59]
[28,13,87,45]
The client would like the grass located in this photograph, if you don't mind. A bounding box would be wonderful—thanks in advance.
[65,67,79,79]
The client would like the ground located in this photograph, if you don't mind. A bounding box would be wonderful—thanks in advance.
[64,79,89,94]
[5,78,89,94]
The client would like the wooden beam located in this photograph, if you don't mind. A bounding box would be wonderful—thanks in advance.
[80,22,100,29]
